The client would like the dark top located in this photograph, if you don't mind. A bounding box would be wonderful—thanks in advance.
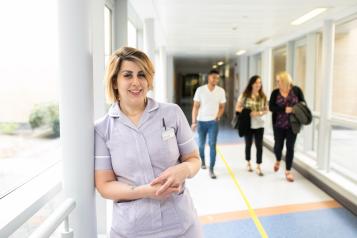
[269,86,305,129]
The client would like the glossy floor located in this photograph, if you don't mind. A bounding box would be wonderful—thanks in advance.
[187,128,357,238]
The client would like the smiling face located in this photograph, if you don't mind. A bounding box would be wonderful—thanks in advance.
[208,73,220,86]
[252,78,262,93]
[115,60,149,108]
[276,75,288,91]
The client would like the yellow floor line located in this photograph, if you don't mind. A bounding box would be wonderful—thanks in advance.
[217,146,269,238]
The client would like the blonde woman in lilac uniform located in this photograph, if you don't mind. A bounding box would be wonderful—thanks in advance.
[94,47,202,238]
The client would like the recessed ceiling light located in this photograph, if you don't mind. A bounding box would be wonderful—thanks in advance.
[291,8,327,25]
[217,61,224,66]
[236,50,246,55]
[212,65,217,68]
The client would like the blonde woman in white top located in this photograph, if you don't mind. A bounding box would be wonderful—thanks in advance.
[236,75,268,176]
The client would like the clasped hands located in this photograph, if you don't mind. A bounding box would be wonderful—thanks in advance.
[147,163,189,200]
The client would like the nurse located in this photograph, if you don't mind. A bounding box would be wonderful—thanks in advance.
[94,47,202,237]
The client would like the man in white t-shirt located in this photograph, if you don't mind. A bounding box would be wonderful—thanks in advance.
[191,69,226,179]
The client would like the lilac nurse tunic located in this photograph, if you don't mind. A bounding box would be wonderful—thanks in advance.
[94,98,202,238]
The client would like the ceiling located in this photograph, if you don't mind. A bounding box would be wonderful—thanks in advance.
[130,0,357,60]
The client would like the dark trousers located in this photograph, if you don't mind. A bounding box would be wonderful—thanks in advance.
[273,127,297,170]
[244,128,264,164]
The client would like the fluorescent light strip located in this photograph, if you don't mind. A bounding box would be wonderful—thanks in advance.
[291,8,327,25]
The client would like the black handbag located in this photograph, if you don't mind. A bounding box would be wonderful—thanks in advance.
[237,108,251,137]
[231,111,240,129]
[231,97,248,129]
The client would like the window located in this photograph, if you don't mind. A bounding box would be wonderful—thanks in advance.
[329,17,357,180]
[271,46,287,88]
[256,54,262,76]
[314,33,323,112]
[333,18,357,118]
[294,44,306,91]
[330,126,357,181]
[0,0,61,199]
[127,20,137,48]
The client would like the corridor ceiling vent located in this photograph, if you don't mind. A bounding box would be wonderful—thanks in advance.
[236,50,246,56]
[291,8,328,25]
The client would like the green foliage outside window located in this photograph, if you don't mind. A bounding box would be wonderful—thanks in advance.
[29,103,60,137]
[0,123,19,135]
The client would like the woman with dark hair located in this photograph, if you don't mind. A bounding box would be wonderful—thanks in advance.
[235,75,268,176]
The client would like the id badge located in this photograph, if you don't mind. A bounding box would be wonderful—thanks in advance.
[162,128,175,141]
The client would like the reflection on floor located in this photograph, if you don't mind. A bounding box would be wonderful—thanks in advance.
[187,127,357,238]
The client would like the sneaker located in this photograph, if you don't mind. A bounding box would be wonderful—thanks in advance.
[201,164,207,169]
[209,168,217,179]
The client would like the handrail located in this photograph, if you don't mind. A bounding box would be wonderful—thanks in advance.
[330,115,357,129]
[311,111,357,129]
[28,198,76,238]
[0,179,62,237]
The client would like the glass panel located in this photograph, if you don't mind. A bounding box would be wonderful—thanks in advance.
[294,45,306,91]
[330,125,357,180]
[333,18,357,118]
[312,117,320,155]
[314,33,323,112]
[0,0,61,198]
[128,20,137,48]
[256,54,262,76]
[10,187,64,237]
[272,46,287,89]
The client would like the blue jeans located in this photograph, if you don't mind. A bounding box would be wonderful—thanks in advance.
[198,120,219,169]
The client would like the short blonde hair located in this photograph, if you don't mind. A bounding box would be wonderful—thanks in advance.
[276,71,293,88]
[105,47,155,104]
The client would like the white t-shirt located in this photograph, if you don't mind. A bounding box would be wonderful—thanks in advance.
[193,85,226,121]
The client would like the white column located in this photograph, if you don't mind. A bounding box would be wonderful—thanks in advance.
[317,20,335,171]
[143,18,155,61]
[92,0,107,235]
[155,46,167,102]
[113,0,128,49]
[93,0,107,120]
[143,18,155,98]
[233,58,240,100]
[304,33,318,151]
[261,48,273,135]
[58,0,97,237]
[137,29,144,50]
[261,48,272,93]
[167,55,174,103]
